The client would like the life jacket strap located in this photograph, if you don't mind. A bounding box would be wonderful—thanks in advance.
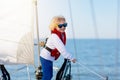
[45,46,52,52]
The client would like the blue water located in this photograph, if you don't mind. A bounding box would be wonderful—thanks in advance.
[2,39,120,80]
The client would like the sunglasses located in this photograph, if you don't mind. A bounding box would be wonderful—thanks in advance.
[58,23,67,28]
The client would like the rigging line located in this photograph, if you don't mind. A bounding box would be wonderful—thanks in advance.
[90,0,99,38]
[26,65,31,80]
[116,0,120,78]
[68,0,80,79]
[68,0,77,55]
[90,0,104,74]
[76,61,107,80]
[10,65,36,74]
[10,66,27,74]
[34,0,41,66]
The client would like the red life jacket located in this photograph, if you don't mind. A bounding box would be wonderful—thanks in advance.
[51,29,66,60]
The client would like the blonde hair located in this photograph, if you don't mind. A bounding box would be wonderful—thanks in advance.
[49,15,66,31]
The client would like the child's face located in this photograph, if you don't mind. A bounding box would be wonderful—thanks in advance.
[56,20,67,33]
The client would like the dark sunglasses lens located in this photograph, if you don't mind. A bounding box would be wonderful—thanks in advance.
[58,24,63,28]
[63,23,67,27]
[58,23,67,28]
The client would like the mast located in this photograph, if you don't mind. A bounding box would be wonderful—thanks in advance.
[34,0,42,79]
[34,0,41,67]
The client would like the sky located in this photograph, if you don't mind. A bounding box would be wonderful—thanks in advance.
[36,0,120,39]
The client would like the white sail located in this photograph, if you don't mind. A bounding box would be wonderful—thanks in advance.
[0,0,34,64]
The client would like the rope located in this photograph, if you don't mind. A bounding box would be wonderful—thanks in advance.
[68,0,81,79]
[10,66,27,74]
[76,61,107,80]
[26,65,31,80]
[90,0,104,74]
[116,0,120,79]
[90,0,99,38]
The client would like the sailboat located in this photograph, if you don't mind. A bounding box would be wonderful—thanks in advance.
[0,0,120,80]
[0,0,70,79]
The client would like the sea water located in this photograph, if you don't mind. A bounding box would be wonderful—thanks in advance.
[4,39,120,80]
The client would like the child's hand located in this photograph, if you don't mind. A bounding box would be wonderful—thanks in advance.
[71,58,76,63]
